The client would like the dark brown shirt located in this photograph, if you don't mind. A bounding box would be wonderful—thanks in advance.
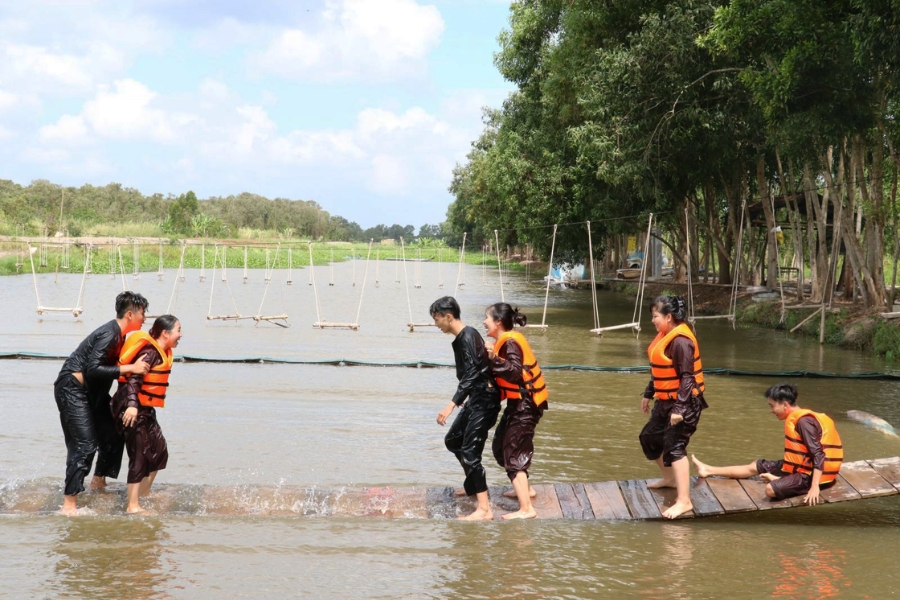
[490,338,524,383]
[644,335,706,415]
[795,415,825,471]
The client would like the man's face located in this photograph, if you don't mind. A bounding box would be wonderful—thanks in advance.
[124,307,146,333]
[432,312,454,334]
[768,398,791,420]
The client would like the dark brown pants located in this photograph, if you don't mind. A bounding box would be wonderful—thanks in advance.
[492,396,545,481]
[124,407,168,484]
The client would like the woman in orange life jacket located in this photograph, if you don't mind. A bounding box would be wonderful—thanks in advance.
[111,314,182,514]
[484,303,548,520]
[640,295,708,519]
[692,382,842,505]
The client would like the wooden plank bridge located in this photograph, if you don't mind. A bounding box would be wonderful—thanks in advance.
[3,458,898,518]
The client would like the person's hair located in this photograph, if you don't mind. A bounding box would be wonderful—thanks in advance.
[486,302,527,331]
[116,291,149,318]
[429,296,461,319]
[651,295,686,323]
[765,382,798,405]
[149,315,179,339]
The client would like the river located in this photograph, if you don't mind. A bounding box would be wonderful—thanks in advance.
[1,261,899,598]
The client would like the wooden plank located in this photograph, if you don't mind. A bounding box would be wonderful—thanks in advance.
[689,476,726,517]
[530,483,563,519]
[618,480,662,520]
[425,486,457,519]
[739,478,806,510]
[867,456,900,490]
[647,485,695,519]
[583,481,632,520]
[705,478,757,514]
[554,483,594,520]
[839,460,898,498]
[489,485,520,519]
[821,474,862,503]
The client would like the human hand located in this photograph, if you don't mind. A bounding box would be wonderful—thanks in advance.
[122,407,138,428]
[484,340,494,355]
[128,357,150,375]
[437,402,456,426]
[669,413,684,426]
[641,397,650,415]
[804,486,821,506]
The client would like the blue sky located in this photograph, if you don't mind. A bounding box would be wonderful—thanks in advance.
[0,0,514,228]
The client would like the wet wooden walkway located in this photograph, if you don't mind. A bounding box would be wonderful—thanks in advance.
[426,457,900,521]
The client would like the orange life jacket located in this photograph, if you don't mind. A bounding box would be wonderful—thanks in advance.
[117,331,173,408]
[647,322,705,400]
[783,409,843,484]
[494,330,548,406]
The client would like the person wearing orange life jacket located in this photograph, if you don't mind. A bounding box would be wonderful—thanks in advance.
[485,303,548,520]
[640,295,709,519]
[110,314,182,514]
[693,383,842,505]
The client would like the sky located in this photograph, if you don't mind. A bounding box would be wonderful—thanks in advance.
[0,0,514,228]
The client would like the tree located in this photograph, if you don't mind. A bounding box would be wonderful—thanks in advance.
[167,191,200,235]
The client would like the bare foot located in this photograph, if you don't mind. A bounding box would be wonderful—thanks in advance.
[647,479,677,489]
[454,488,469,497]
[458,507,493,521]
[502,488,536,499]
[759,473,780,483]
[57,505,80,516]
[126,507,155,515]
[501,508,537,520]
[691,455,711,478]
[662,500,693,519]
[89,476,107,490]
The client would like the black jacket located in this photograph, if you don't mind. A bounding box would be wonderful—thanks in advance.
[450,326,495,406]
[57,319,125,401]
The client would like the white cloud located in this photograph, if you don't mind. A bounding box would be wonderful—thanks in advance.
[0,89,16,111]
[39,115,88,142]
[250,0,444,82]
[0,125,13,141]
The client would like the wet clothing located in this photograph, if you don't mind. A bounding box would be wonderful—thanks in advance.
[111,345,169,484]
[641,333,707,467]
[757,415,832,500]
[445,326,499,494]
[490,335,547,480]
[647,323,705,400]
[450,326,494,406]
[445,389,500,495]
[783,409,842,483]
[493,330,548,405]
[55,320,127,495]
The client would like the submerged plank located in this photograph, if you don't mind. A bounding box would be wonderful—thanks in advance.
[618,480,662,520]
[554,483,594,520]
[705,478,757,514]
[531,484,564,519]
[867,457,900,491]
[425,486,457,519]
[739,478,807,510]
[689,477,725,517]
[821,475,862,503]
[839,460,898,498]
[583,481,632,520]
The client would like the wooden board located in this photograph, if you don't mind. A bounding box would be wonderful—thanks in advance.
[583,481,632,520]
[618,479,662,520]
[704,478,757,513]
[530,483,564,519]
[489,485,521,519]
[647,484,695,519]
[739,478,807,510]
[554,483,594,520]
[868,457,900,491]
[821,475,862,503]
[688,476,726,517]
[425,486,457,519]
[839,460,898,498]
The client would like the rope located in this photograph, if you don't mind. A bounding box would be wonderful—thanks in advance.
[243,246,248,283]
[309,243,323,324]
[354,239,374,325]
[167,244,186,314]
[28,244,42,311]
[630,214,654,335]
[587,221,600,331]
[400,237,413,324]
[540,224,558,328]
[455,232,467,291]
[494,230,504,302]
[200,244,206,282]
[117,245,127,291]
[207,245,219,318]
[685,208,695,323]
[729,198,748,327]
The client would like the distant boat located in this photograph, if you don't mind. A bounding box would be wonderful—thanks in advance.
[616,268,643,280]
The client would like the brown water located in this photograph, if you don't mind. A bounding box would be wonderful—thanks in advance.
[2,263,900,598]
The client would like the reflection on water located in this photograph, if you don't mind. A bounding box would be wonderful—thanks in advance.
[51,518,169,600]
[771,545,849,599]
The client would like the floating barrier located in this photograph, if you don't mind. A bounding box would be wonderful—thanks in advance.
[3,458,897,519]
[4,352,900,380]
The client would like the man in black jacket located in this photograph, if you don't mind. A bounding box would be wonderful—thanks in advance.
[54,291,150,515]
[432,296,500,521]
